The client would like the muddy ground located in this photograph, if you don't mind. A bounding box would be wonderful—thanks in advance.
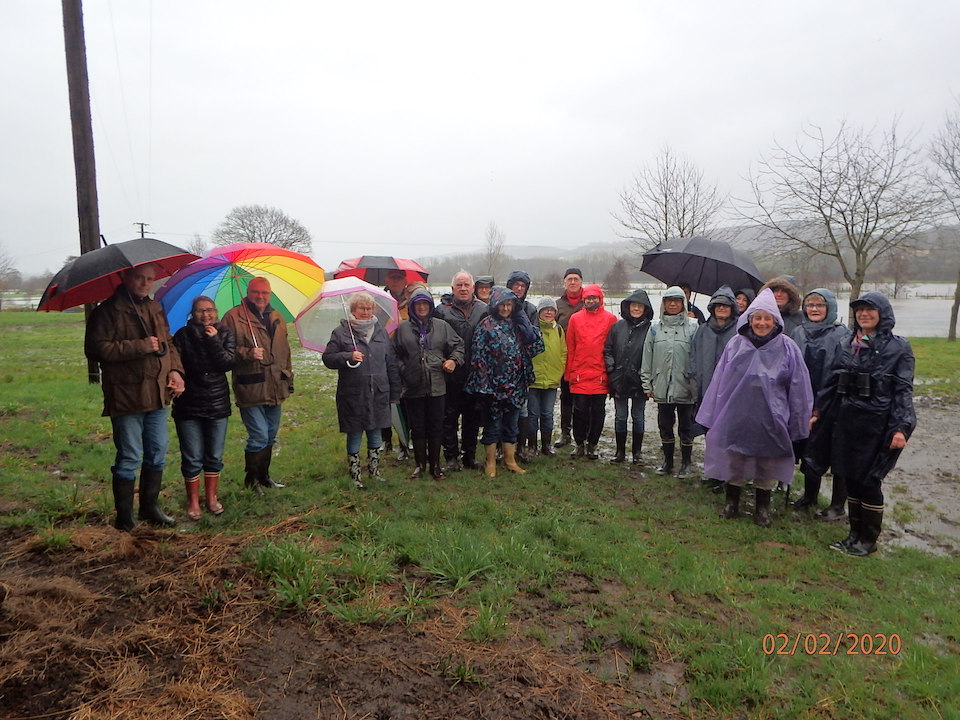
[0,400,954,719]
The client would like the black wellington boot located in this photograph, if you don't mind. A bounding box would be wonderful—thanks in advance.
[410,438,428,478]
[792,473,822,511]
[244,450,263,496]
[817,474,848,521]
[677,443,693,478]
[754,488,772,528]
[830,498,862,551]
[656,441,675,475]
[631,433,644,465]
[842,503,882,556]
[258,447,285,489]
[610,432,627,463]
[722,483,741,519]
[138,467,176,527]
[428,437,445,479]
[112,475,138,532]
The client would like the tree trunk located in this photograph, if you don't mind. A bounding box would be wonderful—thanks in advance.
[949,267,960,342]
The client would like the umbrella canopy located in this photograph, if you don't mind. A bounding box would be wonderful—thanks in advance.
[37,237,199,311]
[295,277,400,353]
[640,236,764,296]
[155,242,324,332]
[334,255,429,286]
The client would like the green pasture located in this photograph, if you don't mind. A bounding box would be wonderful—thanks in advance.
[1,311,958,719]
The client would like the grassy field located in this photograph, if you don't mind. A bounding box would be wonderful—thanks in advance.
[1,311,958,719]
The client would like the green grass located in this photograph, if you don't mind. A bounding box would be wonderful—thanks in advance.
[911,337,960,399]
[2,311,959,719]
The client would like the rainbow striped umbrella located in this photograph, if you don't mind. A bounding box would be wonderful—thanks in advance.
[155,242,324,332]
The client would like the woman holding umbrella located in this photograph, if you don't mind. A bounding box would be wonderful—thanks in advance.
[172,296,236,519]
[465,286,544,477]
[322,292,402,489]
[392,288,464,479]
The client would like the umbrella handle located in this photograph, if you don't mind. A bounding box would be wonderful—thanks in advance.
[347,360,361,369]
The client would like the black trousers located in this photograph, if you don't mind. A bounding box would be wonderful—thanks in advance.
[404,395,446,441]
[657,403,694,444]
[572,393,606,445]
[558,379,573,432]
[441,385,481,460]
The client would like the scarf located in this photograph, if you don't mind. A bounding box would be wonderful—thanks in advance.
[565,288,583,305]
[349,314,378,344]
[411,314,432,351]
[745,325,782,348]
[852,330,874,357]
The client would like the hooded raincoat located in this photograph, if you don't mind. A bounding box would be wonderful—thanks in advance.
[465,286,545,406]
[393,290,465,398]
[695,289,813,485]
[565,284,618,395]
[603,288,653,398]
[790,288,850,396]
[640,286,698,404]
[506,270,538,322]
[689,286,740,436]
[761,277,804,335]
[806,292,915,492]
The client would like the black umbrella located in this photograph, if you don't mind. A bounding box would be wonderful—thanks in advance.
[37,237,199,311]
[640,236,764,296]
[333,255,429,286]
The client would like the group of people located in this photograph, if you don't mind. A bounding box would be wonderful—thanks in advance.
[87,264,915,557]
[86,267,293,530]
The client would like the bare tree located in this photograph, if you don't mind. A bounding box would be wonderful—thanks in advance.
[602,257,630,295]
[211,205,313,253]
[483,221,506,277]
[930,101,960,340]
[0,243,15,311]
[615,146,725,251]
[745,120,942,304]
[186,233,207,257]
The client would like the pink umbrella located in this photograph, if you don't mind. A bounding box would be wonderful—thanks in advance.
[294,277,399,354]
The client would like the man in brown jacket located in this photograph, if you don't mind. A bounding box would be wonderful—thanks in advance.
[222,277,293,494]
[84,264,185,531]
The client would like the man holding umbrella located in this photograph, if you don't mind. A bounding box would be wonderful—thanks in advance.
[222,277,293,494]
[84,264,185,531]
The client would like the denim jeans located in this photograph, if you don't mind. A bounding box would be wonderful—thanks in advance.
[480,400,520,445]
[613,396,646,435]
[239,405,283,452]
[346,429,382,455]
[526,387,558,435]
[175,416,228,477]
[111,407,170,480]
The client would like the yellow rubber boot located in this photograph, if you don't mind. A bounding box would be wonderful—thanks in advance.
[503,443,526,474]
[484,443,497,477]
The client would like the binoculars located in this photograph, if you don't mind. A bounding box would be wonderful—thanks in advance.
[837,370,871,398]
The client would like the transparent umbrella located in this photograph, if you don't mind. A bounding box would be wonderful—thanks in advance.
[294,277,400,354]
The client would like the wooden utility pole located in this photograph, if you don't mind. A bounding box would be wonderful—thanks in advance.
[61,0,102,383]
[950,268,959,341]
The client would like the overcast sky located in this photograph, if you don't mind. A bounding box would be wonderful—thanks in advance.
[2,0,958,278]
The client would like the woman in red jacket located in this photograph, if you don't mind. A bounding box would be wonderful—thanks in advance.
[565,284,618,459]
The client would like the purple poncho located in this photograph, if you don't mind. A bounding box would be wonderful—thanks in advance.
[695,288,813,485]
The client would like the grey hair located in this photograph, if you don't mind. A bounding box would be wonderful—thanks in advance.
[451,270,474,286]
[349,291,377,312]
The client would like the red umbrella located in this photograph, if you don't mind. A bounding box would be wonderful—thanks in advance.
[334,255,429,286]
[37,237,199,311]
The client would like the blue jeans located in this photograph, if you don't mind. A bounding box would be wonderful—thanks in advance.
[480,400,520,445]
[346,429,382,455]
[111,407,170,480]
[175,416,228,477]
[613,396,646,435]
[239,405,282,452]
[527,387,558,435]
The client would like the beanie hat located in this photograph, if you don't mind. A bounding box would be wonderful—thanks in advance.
[563,267,583,279]
[537,296,558,313]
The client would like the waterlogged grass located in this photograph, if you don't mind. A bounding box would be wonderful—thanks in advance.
[2,311,959,718]
[911,337,960,398]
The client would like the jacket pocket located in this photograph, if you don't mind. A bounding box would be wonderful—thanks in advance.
[237,372,266,385]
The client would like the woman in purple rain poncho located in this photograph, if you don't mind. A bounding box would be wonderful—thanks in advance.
[695,289,813,527]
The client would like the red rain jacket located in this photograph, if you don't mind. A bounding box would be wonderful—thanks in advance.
[564,284,617,394]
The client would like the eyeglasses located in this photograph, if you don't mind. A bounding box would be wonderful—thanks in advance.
[803,303,827,309]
